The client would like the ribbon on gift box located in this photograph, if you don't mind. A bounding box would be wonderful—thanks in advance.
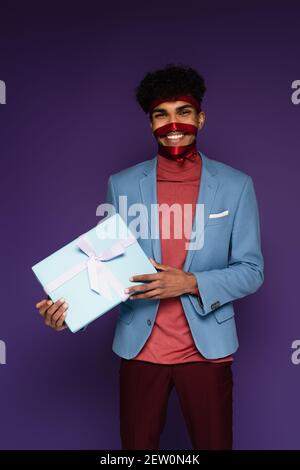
[44,233,136,301]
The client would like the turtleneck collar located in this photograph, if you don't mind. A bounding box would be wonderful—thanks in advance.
[157,150,202,173]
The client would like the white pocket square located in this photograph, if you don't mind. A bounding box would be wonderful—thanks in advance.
[209,210,229,219]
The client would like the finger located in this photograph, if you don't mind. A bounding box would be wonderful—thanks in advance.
[36,299,48,309]
[39,300,53,316]
[45,298,64,325]
[129,273,161,282]
[51,302,68,327]
[46,298,65,317]
[55,309,68,329]
[126,281,160,295]
[56,323,68,331]
[130,288,162,300]
[149,258,169,271]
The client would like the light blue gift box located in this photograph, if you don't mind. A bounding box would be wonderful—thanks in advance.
[32,213,157,333]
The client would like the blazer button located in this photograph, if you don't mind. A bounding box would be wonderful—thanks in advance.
[211,301,221,310]
[147,319,152,326]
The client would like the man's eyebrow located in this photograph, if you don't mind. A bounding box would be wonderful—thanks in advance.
[176,104,193,111]
[152,104,193,113]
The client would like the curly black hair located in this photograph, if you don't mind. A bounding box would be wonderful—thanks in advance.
[135,63,206,114]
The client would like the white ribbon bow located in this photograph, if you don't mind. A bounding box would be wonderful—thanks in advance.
[45,233,136,301]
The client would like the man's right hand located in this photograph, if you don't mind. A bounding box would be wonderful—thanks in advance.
[36,298,68,331]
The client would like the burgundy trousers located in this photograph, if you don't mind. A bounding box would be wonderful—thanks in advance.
[119,358,233,450]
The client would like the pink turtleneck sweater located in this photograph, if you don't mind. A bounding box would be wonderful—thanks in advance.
[132,152,233,364]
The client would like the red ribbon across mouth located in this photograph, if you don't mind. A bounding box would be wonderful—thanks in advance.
[153,122,199,164]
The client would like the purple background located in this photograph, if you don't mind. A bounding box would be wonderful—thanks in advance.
[1,1,299,449]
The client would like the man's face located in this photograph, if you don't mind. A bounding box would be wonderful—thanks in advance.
[149,100,205,147]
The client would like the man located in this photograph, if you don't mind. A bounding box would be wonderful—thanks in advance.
[36,64,264,450]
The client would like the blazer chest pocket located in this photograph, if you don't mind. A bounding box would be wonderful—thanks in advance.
[207,210,230,226]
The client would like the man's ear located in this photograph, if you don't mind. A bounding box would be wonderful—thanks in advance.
[198,111,205,129]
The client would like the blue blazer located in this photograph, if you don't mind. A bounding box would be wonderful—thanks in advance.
[106,151,264,360]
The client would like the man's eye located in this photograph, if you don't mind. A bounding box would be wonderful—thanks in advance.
[180,110,190,115]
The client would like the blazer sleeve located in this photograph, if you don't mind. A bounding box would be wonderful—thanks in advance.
[188,175,264,316]
[105,175,118,212]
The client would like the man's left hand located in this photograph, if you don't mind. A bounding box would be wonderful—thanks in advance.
[124,258,198,300]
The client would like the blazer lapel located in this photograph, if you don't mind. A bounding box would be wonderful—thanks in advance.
[139,157,162,263]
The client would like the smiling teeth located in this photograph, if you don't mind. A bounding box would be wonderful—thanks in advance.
[166,134,183,139]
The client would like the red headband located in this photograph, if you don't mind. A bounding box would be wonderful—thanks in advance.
[149,94,201,114]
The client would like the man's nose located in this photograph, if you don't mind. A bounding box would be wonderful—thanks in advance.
[169,113,178,122]
[165,115,178,124]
